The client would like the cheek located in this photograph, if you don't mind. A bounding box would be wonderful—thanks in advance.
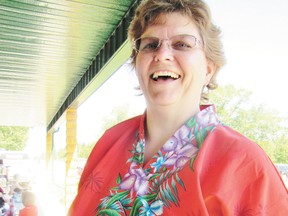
[135,56,150,79]
[179,58,209,89]
[135,62,146,89]
[135,64,142,81]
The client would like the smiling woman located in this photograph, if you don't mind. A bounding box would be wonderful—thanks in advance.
[69,0,288,216]
[134,12,218,118]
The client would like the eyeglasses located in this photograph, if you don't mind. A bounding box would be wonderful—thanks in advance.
[133,34,202,53]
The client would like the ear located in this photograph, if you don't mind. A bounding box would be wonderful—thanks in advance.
[205,60,216,85]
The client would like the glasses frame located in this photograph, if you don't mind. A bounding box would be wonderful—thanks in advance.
[132,34,202,53]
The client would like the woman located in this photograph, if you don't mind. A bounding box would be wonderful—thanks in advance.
[68,0,288,215]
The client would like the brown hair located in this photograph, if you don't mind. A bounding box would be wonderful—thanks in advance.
[128,0,226,100]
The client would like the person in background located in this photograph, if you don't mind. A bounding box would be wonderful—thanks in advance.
[9,174,25,194]
[19,191,37,216]
[11,188,23,216]
[68,0,288,215]
[0,187,5,214]
[9,174,25,216]
[0,183,12,216]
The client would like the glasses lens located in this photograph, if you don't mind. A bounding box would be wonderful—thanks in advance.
[170,35,197,51]
[135,37,159,52]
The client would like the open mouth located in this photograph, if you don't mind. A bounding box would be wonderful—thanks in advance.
[151,71,180,81]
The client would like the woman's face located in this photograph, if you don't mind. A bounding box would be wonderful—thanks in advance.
[135,13,215,110]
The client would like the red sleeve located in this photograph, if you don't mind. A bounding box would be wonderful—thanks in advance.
[78,115,141,188]
[67,115,141,216]
[195,125,288,215]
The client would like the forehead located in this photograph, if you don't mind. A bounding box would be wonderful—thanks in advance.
[142,13,200,37]
[147,12,193,27]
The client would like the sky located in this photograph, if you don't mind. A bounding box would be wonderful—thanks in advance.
[30,0,288,148]
[206,0,288,112]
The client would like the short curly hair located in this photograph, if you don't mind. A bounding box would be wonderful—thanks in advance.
[128,0,226,100]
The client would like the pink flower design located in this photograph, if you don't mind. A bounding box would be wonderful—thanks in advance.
[119,162,149,196]
[162,125,191,154]
[162,136,178,152]
[196,107,219,128]
[175,156,191,168]
[163,144,198,170]
[174,125,191,147]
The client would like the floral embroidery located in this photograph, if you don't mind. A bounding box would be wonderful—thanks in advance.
[119,162,151,196]
[140,198,164,216]
[96,106,220,215]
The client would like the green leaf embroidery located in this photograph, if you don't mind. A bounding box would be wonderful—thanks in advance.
[149,173,161,181]
[189,156,196,171]
[159,185,168,206]
[171,177,178,198]
[186,117,197,128]
[196,129,207,148]
[165,181,178,205]
[175,173,186,190]
[130,193,157,216]
[130,197,143,216]
[97,209,121,216]
[116,174,122,184]
[105,191,129,209]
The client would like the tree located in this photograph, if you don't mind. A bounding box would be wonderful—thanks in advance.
[0,126,29,151]
[209,84,288,163]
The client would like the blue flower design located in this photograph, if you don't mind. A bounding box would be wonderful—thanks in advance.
[136,139,145,153]
[140,198,163,216]
[151,156,165,172]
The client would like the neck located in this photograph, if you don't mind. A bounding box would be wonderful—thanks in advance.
[143,103,200,163]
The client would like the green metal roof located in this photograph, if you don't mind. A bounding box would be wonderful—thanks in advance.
[0,0,138,129]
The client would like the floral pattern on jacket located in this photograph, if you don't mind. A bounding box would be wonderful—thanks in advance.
[96,106,220,215]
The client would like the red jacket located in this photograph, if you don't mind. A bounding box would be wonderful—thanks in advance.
[68,108,288,215]
[19,205,38,216]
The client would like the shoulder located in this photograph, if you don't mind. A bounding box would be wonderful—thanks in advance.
[104,115,142,136]
[207,124,261,151]
[97,115,142,146]
[197,125,288,212]
[79,115,142,185]
[88,114,142,158]
[197,124,276,171]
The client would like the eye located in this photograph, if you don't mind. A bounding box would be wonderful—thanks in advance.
[171,35,198,51]
[140,38,159,51]
[172,41,192,50]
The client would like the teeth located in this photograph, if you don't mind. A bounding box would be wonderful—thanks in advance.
[152,71,180,80]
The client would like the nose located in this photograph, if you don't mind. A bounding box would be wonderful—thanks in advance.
[154,40,175,62]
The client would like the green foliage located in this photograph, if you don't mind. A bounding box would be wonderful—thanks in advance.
[0,126,29,150]
[209,84,288,163]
